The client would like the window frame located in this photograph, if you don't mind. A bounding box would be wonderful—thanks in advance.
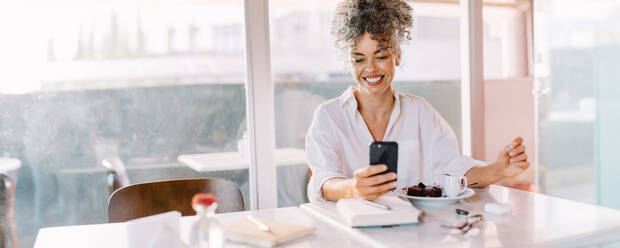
[243,0,278,210]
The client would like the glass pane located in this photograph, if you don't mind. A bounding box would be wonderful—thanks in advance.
[483,5,529,79]
[268,1,461,207]
[596,18,620,209]
[534,0,620,205]
[0,1,248,247]
[397,2,462,145]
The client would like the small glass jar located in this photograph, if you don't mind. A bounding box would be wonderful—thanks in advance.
[189,202,225,248]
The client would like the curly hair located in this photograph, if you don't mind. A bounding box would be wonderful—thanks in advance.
[332,0,413,55]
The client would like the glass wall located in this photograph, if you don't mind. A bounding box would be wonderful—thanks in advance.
[268,1,463,207]
[483,2,530,80]
[534,0,620,206]
[0,1,248,247]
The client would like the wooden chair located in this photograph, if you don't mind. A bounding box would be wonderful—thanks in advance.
[108,178,245,223]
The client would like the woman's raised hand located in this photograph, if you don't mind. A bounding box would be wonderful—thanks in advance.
[349,164,397,200]
[496,137,530,178]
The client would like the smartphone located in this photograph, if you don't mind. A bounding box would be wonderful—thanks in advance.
[369,141,398,175]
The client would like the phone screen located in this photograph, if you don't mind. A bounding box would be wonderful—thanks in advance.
[369,141,398,174]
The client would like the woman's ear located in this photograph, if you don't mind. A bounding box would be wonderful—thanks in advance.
[395,51,401,66]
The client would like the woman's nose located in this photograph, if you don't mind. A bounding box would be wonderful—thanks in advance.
[365,61,378,72]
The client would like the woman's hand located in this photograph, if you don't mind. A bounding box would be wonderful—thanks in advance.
[320,165,396,201]
[349,165,397,200]
[465,137,529,188]
[495,137,529,178]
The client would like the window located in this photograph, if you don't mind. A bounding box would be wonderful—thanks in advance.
[0,1,248,247]
[534,0,620,206]
[483,2,529,79]
[268,0,463,206]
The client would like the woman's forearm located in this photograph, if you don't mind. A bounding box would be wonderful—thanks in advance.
[320,165,397,201]
[464,163,503,188]
[321,177,353,201]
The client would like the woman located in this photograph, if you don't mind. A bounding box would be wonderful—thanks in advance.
[306,0,529,202]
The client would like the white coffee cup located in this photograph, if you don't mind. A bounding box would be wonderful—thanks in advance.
[443,174,468,197]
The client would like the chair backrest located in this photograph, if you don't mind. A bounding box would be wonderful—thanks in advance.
[108,178,244,223]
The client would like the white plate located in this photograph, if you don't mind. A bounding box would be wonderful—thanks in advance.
[396,188,475,206]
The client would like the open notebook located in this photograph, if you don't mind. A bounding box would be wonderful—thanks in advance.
[337,196,422,228]
[223,216,316,247]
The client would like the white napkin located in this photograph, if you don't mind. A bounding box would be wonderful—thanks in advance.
[126,211,187,248]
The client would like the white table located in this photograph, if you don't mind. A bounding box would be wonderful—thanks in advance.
[302,185,620,247]
[0,158,20,174]
[34,207,368,248]
[177,148,307,172]
[34,185,620,248]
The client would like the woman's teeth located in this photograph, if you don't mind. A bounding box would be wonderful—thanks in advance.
[365,76,383,84]
[367,77,380,83]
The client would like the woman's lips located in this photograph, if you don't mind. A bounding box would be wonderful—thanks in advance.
[364,75,384,86]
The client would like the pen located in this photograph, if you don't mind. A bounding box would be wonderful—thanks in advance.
[247,215,271,232]
[363,200,391,210]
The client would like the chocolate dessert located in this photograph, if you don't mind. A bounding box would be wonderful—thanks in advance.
[407,183,443,197]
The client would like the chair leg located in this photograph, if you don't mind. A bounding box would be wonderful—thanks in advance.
[107,172,117,195]
[7,174,18,248]
[0,173,10,248]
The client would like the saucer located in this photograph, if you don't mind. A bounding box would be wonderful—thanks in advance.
[396,188,475,206]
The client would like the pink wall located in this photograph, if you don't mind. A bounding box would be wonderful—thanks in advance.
[484,77,535,188]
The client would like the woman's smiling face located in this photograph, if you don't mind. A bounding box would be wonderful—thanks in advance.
[350,32,400,96]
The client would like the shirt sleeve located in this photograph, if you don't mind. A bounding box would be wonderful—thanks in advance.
[417,99,487,181]
[305,106,345,202]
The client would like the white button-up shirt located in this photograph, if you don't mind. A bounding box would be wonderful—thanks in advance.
[305,86,486,202]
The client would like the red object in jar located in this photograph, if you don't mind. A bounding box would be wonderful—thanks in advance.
[192,193,217,209]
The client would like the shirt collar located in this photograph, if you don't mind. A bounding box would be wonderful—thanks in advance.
[338,85,402,141]
[338,85,356,107]
[338,85,402,109]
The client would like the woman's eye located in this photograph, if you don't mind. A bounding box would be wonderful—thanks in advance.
[353,59,364,63]
[377,56,388,60]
